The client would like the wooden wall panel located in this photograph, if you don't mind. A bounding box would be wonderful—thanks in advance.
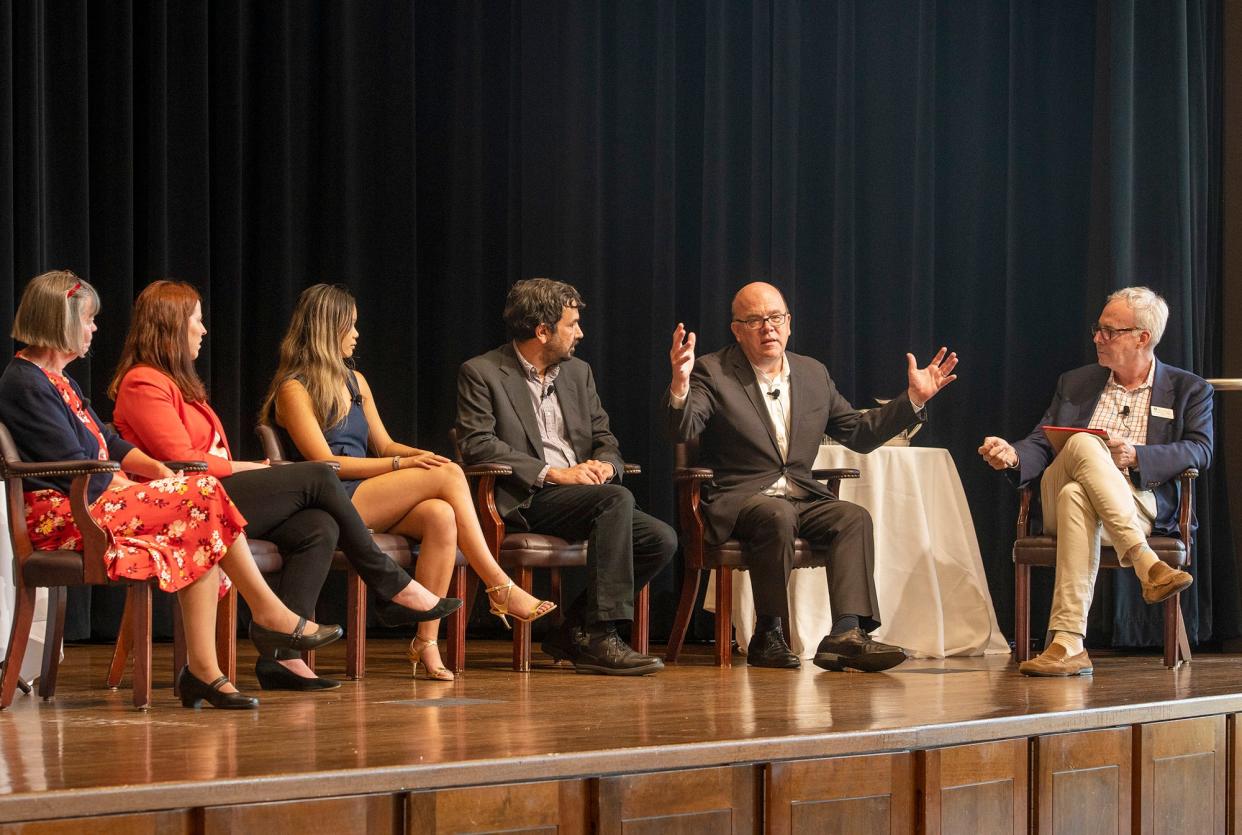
[1230,714,1242,834]
[766,752,914,834]
[1135,715,1227,835]
[918,738,1027,834]
[1033,727,1130,834]
[406,779,588,834]
[595,765,759,834]
[200,793,400,834]
[0,810,191,834]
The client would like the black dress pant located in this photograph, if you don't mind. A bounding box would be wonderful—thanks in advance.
[220,462,411,617]
[731,493,881,632]
[519,483,676,626]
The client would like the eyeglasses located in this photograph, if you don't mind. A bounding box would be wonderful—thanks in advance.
[1090,323,1141,341]
[733,312,791,331]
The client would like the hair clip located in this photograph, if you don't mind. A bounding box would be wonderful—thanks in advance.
[66,281,82,298]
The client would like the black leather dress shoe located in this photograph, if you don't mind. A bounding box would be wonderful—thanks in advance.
[255,657,342,691]
[746,627,800,669]
[813,627,907,672]
[541,621,586,664]
[249,616,344,658]
[574,626,663,676]
[178,667,259,709]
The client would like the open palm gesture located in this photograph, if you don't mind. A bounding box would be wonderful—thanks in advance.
[906,347,958,405]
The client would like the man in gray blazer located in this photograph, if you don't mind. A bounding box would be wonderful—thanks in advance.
[458,279,676,675]
[666,282,958,671]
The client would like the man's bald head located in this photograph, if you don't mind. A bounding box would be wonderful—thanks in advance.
[731,282,788,320]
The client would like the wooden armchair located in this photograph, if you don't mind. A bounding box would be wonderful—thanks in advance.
[665,439,860,667]
[447,429,650,672]
[1013,469,1198,669]
[0,419,160,709]
[255,425,473,675]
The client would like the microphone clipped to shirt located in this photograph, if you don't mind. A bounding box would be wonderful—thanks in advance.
[1121,405,1130,417]
[541,383,557,402]
[767,387,781,400]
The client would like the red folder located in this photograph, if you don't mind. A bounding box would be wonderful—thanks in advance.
[1042,426,1109,455]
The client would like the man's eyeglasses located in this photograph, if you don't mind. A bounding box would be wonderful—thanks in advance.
[734,312,791,331]
[1090,323,1141,342]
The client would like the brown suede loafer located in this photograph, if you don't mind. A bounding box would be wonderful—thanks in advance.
[1140,562,1193,604]
[1018,644,1093,677]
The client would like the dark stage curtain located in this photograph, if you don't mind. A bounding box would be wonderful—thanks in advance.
[1,1,1232,649]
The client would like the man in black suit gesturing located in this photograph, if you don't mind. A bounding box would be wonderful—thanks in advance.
[665,282,958,671]
[457,278,676,675]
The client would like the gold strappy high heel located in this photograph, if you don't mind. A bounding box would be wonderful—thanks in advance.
[486,581,557,629]
[407,635,454,681]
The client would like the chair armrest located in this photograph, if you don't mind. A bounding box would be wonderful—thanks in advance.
[3,459,121,479]
[623,463,641,476]
[1016,485,1033,539]
[163,460,209,473]
[1179,469,1199,480]
[812,468,860,480]
[674,467,714,481]
[461,463,514,478]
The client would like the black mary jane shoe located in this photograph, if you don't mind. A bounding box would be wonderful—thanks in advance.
[255,657,341,691]
[249,616,344,658]
[374,595,463,628]
[178,666,260,710]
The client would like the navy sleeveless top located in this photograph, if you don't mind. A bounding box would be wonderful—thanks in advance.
[281,370,369,497]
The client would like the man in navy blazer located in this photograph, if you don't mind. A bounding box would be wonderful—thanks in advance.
[980,286,1212,677]
[666,282,959,672]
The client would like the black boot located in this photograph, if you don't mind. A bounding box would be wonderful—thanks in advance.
[746,624,800,669]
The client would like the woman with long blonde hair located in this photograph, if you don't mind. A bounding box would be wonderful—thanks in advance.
[261,284,556,680]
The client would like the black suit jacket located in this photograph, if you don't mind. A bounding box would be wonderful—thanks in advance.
[1010,359,1213,536]
[664,343,923,544]
[456,344,625,526]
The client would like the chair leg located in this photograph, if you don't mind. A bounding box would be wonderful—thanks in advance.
[446,564,468,674]
[215,587,237,683]
[665,562,701,663]
[1014,563,1031,662]
[513,567,534,672]
[172,597,187,696]
[1,586,37,709]
[38,587,68,699]
[1164,593,1191,669]
[107,593,135,688]
[715,568,734,668]
[346,568,366,680]
[632,584,650,655]
[129,585,152,710]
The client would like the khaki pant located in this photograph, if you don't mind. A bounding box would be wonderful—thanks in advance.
[1040,432,1157,637]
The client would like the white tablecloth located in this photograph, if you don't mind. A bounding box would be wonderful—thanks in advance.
[0,484,51,682]
[706,445,1010,659]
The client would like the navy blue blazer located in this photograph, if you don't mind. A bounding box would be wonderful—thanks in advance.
[0,357,135,503]
[1010,360,1213,537]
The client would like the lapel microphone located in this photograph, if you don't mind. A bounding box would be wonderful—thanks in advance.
[542,383,557,401]
[767,388,781,400]
[1121,405,1130,417]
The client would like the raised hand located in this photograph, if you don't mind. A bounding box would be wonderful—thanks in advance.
[907,347,959,405]
[978,436,1018,471]
[669,322,697,397]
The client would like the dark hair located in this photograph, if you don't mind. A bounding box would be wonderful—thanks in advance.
[502,278,585,341]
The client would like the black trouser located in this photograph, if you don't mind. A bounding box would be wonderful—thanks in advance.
[220,463,411,617]
[519,483,676,626]
[731,493,881,632]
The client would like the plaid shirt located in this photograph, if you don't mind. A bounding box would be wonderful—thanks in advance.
[1087,361,1155,447]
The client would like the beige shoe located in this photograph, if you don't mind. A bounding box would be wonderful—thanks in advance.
[1141,562,1193,604]
[1018,644,1093,677]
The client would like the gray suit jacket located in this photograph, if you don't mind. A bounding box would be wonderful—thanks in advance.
[456,344,625,526]
[664,343,924,544]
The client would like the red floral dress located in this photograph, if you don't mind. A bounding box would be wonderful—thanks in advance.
[23,369,246,598]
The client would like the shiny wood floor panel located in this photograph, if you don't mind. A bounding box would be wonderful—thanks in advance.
[2,641,1242,822]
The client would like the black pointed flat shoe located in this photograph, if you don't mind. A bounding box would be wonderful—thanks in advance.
[255,657,341,691]
[374,596,463,628]
[249,616,343,658]
[178,666,259,710]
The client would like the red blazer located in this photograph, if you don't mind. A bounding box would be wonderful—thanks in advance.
[112,365,235,479]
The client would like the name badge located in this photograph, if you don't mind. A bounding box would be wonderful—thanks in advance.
[1151,406,1174,419]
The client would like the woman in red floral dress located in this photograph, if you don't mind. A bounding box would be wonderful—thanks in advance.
[0,271,342,709]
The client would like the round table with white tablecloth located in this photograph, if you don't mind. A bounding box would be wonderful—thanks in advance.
[705,444,1010,659]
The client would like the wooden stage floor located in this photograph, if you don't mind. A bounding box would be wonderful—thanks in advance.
[3,640,1242,825]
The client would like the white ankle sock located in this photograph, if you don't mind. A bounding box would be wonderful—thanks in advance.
[1128,547,1160,582]
[1051,631,1084,656]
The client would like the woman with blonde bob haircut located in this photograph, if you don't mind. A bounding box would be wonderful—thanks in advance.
[111,280,460,690]
[262,284,556,680]
[0,271,343,709]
